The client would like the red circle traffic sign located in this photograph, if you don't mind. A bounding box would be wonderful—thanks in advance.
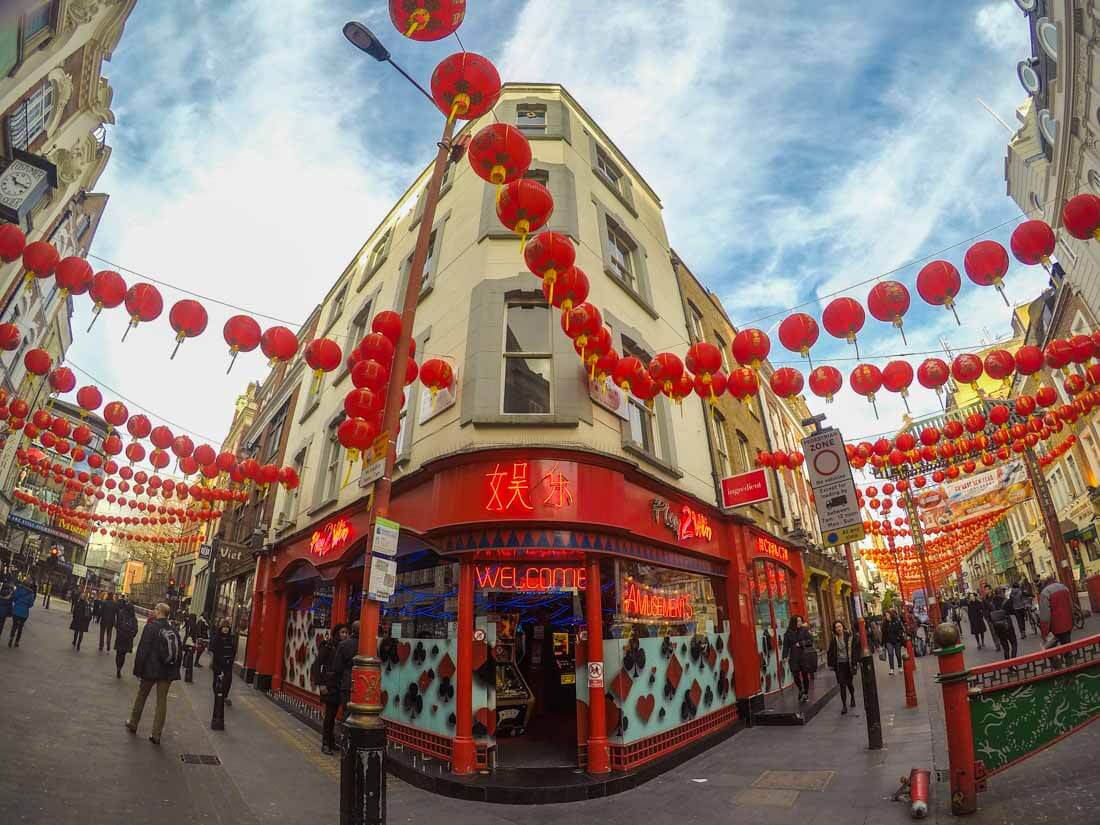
[813,448,841,477]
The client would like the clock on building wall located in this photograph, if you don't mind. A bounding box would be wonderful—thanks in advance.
[0,150,58,230]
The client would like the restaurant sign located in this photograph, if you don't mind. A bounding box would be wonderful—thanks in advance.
[651,499,713,542]
[309,517,355,558]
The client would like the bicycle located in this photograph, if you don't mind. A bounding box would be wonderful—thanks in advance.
[1072,601,1086,631]
[1026,603,1041,634]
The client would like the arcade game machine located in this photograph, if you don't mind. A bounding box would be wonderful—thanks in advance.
[491,613,535,737]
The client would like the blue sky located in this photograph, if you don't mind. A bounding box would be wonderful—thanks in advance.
[65,0,1049,448]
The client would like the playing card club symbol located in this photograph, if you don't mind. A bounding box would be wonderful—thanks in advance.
[431,644,440,658]
[717,674,730,700]
[402,683,423,718]
[437,676,455,702]
[622,637,646,677]
[660,636,674,658]
[703,686,714,707]
[447,712,457,728]
[413,641,427,666]
[680,642,687,655]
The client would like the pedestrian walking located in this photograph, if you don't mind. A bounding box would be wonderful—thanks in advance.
[181,612,197,646]
[91,592,102,625]
[827,620,860,715]
[981,585,1000,652]
[988,587,1018,661]
[70,593,92,650]
[8,578,35,647]
[311,623,348,754]
[1008,580,1027,639]
[125,603,182,745]
[966,593,987,649]
[113,595,139,678]
[782,616,815,703]
[210,618,239,708]
[98,593,117,651]
[0,574,14,639]
[882,609,906,674]
[331,620,360,714]
[40,580,51,609]
[1038,576,1074,646]
[193,614,210,668]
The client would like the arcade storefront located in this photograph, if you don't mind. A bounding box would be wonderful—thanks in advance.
[247,449,805,784]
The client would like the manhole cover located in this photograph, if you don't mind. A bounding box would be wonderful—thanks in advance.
[180,754,221,765]
[752,769,834,791]
[734,788,799,808]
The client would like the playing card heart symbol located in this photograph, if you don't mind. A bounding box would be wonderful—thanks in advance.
[396,641,412,665]
[636,694,655,723]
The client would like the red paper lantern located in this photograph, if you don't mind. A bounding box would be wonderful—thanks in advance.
[695,370,728,405]
[48,367,75,394]
[304,338,343,389]
[103,401,128,430]
[0,323,21,351]
[467,122,531,185]
[122,283,163,341]
[215,451,236,473]
[778,313,819,361]
[769,366,804,399]
[127,414,152,439]
[612,356,645,392]
[1044,339,1072,371]
[496,179,553,248]
[418,359,454,399]
[594,349,621,386]
[125,442,146,464]
[351,359,389,392]
[983,349,1015,387]
[0,223,26,262]
[821,297,866,355]
[553,266,590,317]
[23,348,52,376]
[1068,333,1095,365]
[648,353,684,396]
[916,358,950,393]
[223,314,261,371]
[278,466,300,490]
[866,280,911,343]
[369,311,401,346]
[808,365,843,403]
[685,342,723,380]
[1065,374,1086,396]
[989,404,1011,426]
[1062,193,1100,240]
[728,367,759,403]
[849,363,883,417]
[731,328,771,370]
[50,417,70,438]
[1014,345,1044,376]
[1010,220,1055,265]
[260,326,298,365]
[1014,395,1036,417]
[149,449,170,470]
[430,52,501,124]
[524,231,575,303]
[388,0,465,40]
[171,435,194,459]
[149,425,173,450]
[963,240,1010,305]
[916,260,962,324]
[881,360,914,411]
[86,270,126,330]
[167,299,208,358]
[22,241,59,284]
[337,417,376,464]
[951,353,983,390]
[54,256,94,297]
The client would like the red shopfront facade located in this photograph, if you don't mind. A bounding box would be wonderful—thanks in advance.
[246,448,806,782]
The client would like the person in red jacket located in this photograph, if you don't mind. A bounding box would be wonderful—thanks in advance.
[1038,576,1073,645]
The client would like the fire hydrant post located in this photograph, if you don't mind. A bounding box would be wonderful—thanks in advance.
[903,637,918,708]
[933,623,977,816]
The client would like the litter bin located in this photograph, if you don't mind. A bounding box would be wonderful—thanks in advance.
[1086,573,1100,613]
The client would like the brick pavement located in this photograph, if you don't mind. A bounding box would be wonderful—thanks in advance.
[0,602,1095,825]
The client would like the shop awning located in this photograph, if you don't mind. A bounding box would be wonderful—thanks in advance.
[283,563,322,584]
[805,565,832,581]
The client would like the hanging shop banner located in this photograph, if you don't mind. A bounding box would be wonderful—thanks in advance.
[367,555,397,602]
[720,468,771,508]
[371,517,400,558]
[801,427,865,546]
[587,376,630,421]
[914,460,1032,530]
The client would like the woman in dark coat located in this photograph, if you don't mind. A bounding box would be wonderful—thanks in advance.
[311,623,348,754]
[113,595,139,677]
[69,594,92,650]
[826,620,861,714]
[988,587,1018,661]
[882,609,906,675]
[965,593,987,649]
[781,616,815,702]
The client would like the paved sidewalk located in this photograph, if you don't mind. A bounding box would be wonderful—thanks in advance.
[0,603,1095,824]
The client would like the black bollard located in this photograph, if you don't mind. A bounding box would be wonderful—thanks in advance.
[340,720,386,825]
[183,644,195,683]
[211,670,225,731]
[858,654,883,749]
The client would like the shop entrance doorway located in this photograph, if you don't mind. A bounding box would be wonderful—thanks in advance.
[489,595,580,768]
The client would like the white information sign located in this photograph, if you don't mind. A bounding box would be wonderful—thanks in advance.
[801,427,865,546]
[371,517,400,558]
[367,555,397,602]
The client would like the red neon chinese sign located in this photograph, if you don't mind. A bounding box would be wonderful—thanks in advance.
[755,535,790,563]
[309,517,354,558]
[474,564,588,592]
[621,580,693,621]
[485,462,574,513]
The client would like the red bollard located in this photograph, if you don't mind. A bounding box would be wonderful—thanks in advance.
[908,768,930,819]
[903,637,918,708]
[933,623,977,816]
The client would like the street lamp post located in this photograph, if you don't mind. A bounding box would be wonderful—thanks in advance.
[340,24,457,825]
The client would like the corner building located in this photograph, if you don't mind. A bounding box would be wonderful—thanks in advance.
[246,85,807,788]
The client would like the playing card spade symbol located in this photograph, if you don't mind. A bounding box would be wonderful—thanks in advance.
[402,683,423,718]
[715,635,725,654]
[447,712,457,728]
[658,708,666,721]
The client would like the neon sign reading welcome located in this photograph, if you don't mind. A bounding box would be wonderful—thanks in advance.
[474,564,588,592]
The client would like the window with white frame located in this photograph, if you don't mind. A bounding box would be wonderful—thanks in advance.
[687,303,705,342]
[606,217,635,287]
[1065,454,1082,497]
[736,430,751,472]
[623,339,660,458]
[403,228,438,288]
[347,299,373,353]
[265,403,289,461]
[595,145,623,190]
[23,3,50,42]
[502,303,552,414]
[715,333,731,373]
[365,228,391,275]
[516,103,547,135]
[711,411,731,478]
[8,79,53,151]
[328,285,348,328]
[283,446,306,522]
[320,417,344,502]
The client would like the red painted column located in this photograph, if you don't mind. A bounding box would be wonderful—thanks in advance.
[727,524,761,700]
[452,558,476,775]
[585,555,610,775]
[244,555,268,676]
[270,589,289,693]
[255,576,279,691]
[934,628,977,815]
[333,576,349,628]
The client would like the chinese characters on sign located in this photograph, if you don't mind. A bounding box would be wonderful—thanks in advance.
[309,517,354,558]
[651,498,713,542]
[755,535,790,563]
[621,579,694,620]
[485,462,574,513]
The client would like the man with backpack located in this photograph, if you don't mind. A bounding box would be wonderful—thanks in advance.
[125,603,182,745]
